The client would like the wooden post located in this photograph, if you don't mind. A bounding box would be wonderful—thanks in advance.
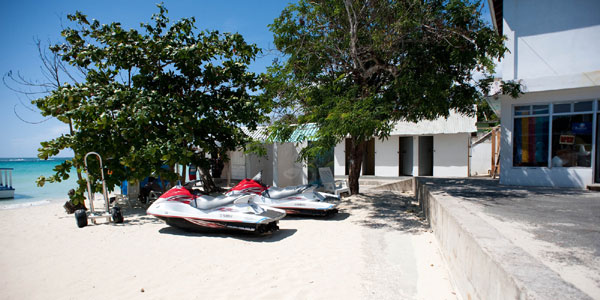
[491,127,496,176]
[491,126,501,178]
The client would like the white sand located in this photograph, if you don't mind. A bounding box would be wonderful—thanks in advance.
[0,191,457,300]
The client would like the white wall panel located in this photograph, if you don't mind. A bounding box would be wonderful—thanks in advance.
[433,134,469,177]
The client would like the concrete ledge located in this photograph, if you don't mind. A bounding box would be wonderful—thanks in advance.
[369,178,415,193]
[416,179,591,300]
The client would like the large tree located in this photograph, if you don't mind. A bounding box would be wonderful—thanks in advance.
[32,5,268,204]
[265,0,519,194]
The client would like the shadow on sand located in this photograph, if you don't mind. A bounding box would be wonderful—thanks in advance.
[345,190,428,233]
[157,226,297,242]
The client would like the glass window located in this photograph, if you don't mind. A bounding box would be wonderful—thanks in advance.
[574,101,593,112]
[514,105,530,116]
[551,114,593,167]
[554,103,571,113]
[513,116,549,167]
[532,105,549,115]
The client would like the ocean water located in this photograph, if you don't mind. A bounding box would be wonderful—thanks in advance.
[0,158,80,209]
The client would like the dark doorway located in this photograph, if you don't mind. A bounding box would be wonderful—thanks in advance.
[363,138,375,175]
[399,137,413,176]
[418,136,434,176]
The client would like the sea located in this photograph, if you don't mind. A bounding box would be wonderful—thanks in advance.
[0,158,80,209]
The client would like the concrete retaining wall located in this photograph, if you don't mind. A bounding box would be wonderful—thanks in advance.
[370,178,415,193]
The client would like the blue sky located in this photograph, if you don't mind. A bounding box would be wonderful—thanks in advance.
[0,0,492,158]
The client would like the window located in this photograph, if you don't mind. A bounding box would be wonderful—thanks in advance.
[513,101,595,168]
[513,116,549,167]
[551,114,592,167]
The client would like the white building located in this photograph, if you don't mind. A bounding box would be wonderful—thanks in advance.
[227,114,479,188]
[490,0,600,188]
[333,111,477,178]
[225,126,312,187]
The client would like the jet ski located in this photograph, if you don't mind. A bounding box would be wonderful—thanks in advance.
[227,172,339,217]
[147,185,286,235]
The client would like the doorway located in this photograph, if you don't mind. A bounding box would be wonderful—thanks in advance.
[399,137,413,176]
[418,136,434,176]
[363,138,375,175]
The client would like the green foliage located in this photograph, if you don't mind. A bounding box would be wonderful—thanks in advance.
[265,0,520,193]
[33,5,268,202]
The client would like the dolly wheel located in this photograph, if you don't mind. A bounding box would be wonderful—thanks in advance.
[75,209,88,228]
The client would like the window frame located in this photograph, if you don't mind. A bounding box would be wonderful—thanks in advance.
[512,100,598,169]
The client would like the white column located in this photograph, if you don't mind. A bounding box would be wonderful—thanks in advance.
[412,136,419,176]
[272,143,279,187]
[9,170,12,188]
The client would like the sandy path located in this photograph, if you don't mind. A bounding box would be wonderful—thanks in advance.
[0,191,457,300]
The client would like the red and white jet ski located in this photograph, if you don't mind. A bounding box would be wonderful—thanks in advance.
[227,172,339,217]
[147,185,285,235]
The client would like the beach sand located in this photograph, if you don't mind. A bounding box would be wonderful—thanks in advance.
[0,191,457,300]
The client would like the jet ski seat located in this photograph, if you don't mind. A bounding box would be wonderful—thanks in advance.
[192,195,238,210]
[264,185,311,199]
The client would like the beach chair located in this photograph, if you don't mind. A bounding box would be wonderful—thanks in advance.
[318,167,349,197]
[114,180,136,209]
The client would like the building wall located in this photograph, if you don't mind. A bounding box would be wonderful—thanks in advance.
[374,137,399,176]
[497,0,600,189]
[433,134,469,177]
[499,87,600,188]
[502,0,600,92]
[274,142,307,187]
[470,139,492,176]
[334,141,346,176]
[334,133,470,178]
[390,111,477,135]
[245,144,274,186]
[229,150,246,180]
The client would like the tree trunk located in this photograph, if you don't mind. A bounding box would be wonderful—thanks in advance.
[348,137,366,195]
[199,165,221,193]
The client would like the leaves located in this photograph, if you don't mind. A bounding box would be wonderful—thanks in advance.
[266,0,515,193]
[33,4,266,198]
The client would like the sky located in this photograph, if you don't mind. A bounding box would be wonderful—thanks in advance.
[0,0,492,158]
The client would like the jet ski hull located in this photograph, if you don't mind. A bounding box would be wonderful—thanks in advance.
[155,216,280,234]
[275,206,338,217]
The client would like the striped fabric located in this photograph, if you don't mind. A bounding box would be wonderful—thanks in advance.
[514,116,549,166]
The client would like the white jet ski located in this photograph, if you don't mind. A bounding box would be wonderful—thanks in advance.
[147,185,285,235]
[227,172,339,217]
